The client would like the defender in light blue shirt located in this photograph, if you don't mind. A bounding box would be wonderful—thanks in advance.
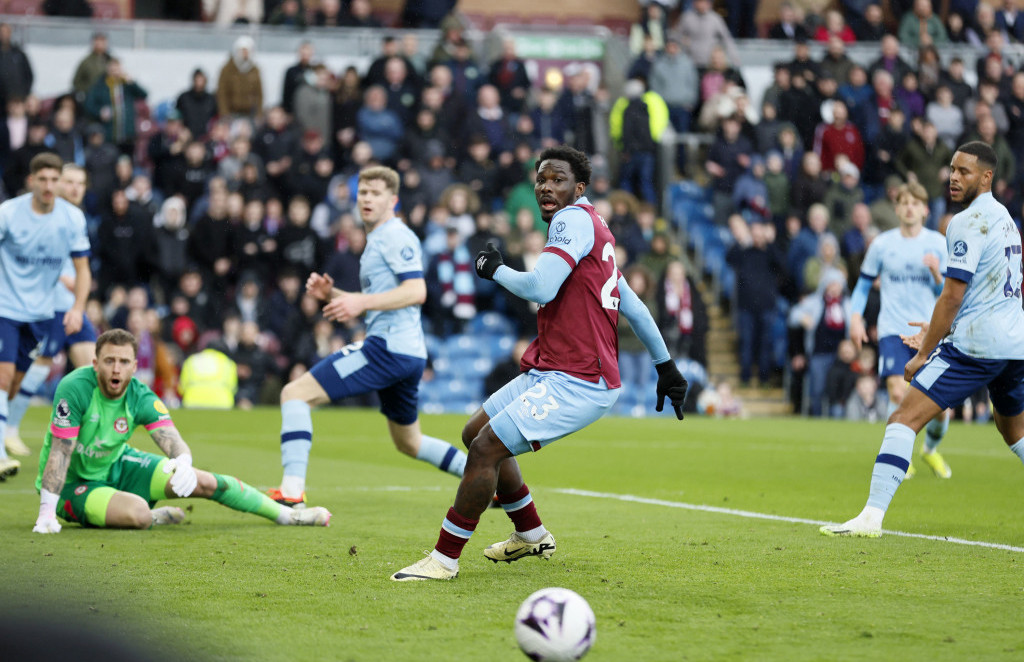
[5,164,98,458]
[822,142,1024,538]
[0,154,91,478]
[267,167,466,507]
[848,182,951,477]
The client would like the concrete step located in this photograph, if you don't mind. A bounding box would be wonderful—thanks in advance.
[742,400,795,417]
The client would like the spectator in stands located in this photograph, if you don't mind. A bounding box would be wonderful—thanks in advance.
[764,151,791,225]
[786,37,820,87]
[649,36,698,175]
[555,64,598,156]
[174,69,216,140]
[378,57,418,126]
[98,189,151,295]
[995,0,1024,43]
[610,79,668,206]
[732,155,770,223]
[868,36,911,88]
[83,58,147,156]
[898,0,948,48]
[72,32,111,101]
[895,120,951,226]
[267,0,307,28]
[286,129,333,207]
[966,79,1010,133]
[217,36,263,121]
[850,3,885,41]
[233,320,275,408]
[790,151,828,215]
[845,373,887,422]
[281,41,315,115]
[425,222,476,335]
[202,0,262,26]
[179,346,237,409]
[630,3,669,54]
[293,64,334,142]
[824,339,859,418]
[277,195,323,275]
[779,72,820,149]
[457,134,498,209]
[254,106,297,199]
[868,175,902,231]
[841,201,874,266]
[823,159,864,232]
[487,39,531,116]
[927,86,964,150]
[787,202,829,292]
[188,187,234,288]
[965,114,1017,201]
[815,9,856,43]
[628,35,661,84]
[803,229,848,297]
[813,99,864,175]
[769,2,811,41]
[401,0,457,29]
[313,0,343,27]
[674,0,739,68]
[151,195,190,302]
[895,71,926,120]
[356,85,403,165]
[530,88,566,149]
[659,259,708,367]
[775,122,803,180]
[45,106,84,167]
[705,115,752,224]
[789,271,849,416]
[728,218,785,386]
[340,0,381,27]
[838,65,872,115]
[465,84,514,160]
[0,23,32,107]
[484,337,530,395]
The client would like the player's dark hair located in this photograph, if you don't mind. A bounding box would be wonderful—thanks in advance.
[96,329,139,359]
[29,152,63,175]
[535,146,591,186]
[956,141,997,171]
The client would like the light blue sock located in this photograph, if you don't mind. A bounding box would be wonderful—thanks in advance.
[280,399,313,480]
[1010,438,1024,466]
[924,416,949,452]
[0,391,8,460]
[7,362,50,430]
[866,423,916,512]
[886,398,899,418]
[416,435,467,477]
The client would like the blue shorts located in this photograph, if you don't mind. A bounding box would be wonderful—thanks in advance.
[878,335,915,378]
[483,369,620,456]
[0,316,50,372]
[41,311,98,358]
[911,343,1024,416]
[308,335,426,425]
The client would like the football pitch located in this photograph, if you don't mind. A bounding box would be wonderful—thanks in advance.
[3,408,1023,661]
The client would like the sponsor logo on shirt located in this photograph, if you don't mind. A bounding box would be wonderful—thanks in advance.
[75,444,112,459]
[555,221,566,233]
[154,400,169,415]
[548,235,572,246]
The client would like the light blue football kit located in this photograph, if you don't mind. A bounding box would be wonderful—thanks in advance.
[853,227,947,378]
[0,193,89,460]
[281,216,465,491]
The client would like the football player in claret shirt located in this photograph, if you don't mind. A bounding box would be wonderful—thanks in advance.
[392,146,689,581]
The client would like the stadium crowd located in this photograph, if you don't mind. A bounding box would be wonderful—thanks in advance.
[0,0,1021,419]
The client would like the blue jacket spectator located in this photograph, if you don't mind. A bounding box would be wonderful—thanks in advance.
[357,85,404,163]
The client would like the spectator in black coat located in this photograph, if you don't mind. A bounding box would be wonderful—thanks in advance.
[727,217,785,386]
[150,195,190,302]
[705,115,753,224]
[488,39,532,115]
[187,187,234,289]
[287,129,334,203]
[253,106,298,200]
[176,69,217,139]
[232,320,276,408]
[97,189,152,295]
[277,196,324,275]
[0,23,33,106]
[281,41,314,115]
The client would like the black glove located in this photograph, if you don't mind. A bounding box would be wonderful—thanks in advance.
[655,360,688,421]
[475,242,503,280]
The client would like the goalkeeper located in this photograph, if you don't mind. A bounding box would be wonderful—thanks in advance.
[32,329,331,534]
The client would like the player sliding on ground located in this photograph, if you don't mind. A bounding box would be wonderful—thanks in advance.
[267,166,467,508]
[821,142,1024,538]
[391,146,689,581]
[32,329,331,534]
[848,181,952,478]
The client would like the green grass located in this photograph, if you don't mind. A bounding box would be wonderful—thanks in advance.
[3,408,1024,661]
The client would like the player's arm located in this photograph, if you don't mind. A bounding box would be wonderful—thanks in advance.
[34,432,76,533]
[848,272,876,351]
[322,277,426,323]
[902,277,967,383]
[618,275,688,420]
[150,424,199,498]
[479,248,572,304]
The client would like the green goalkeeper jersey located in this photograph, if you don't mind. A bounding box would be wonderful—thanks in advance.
[35,367,173,490]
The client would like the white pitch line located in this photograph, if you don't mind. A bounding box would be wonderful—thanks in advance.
[555,488,1024,554]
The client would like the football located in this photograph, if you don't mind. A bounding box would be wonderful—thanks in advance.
[514,587,596,662]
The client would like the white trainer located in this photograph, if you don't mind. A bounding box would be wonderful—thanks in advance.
[151,506,187,526]
[390,555,458,581]
[483,531,557,563]
[289,505,332,527]
[0,456,21,481]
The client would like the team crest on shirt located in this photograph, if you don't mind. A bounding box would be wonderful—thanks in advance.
[114,417,128,434]
[74,485,87,495]
[401,246,414,261]
[953,240,968,257]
